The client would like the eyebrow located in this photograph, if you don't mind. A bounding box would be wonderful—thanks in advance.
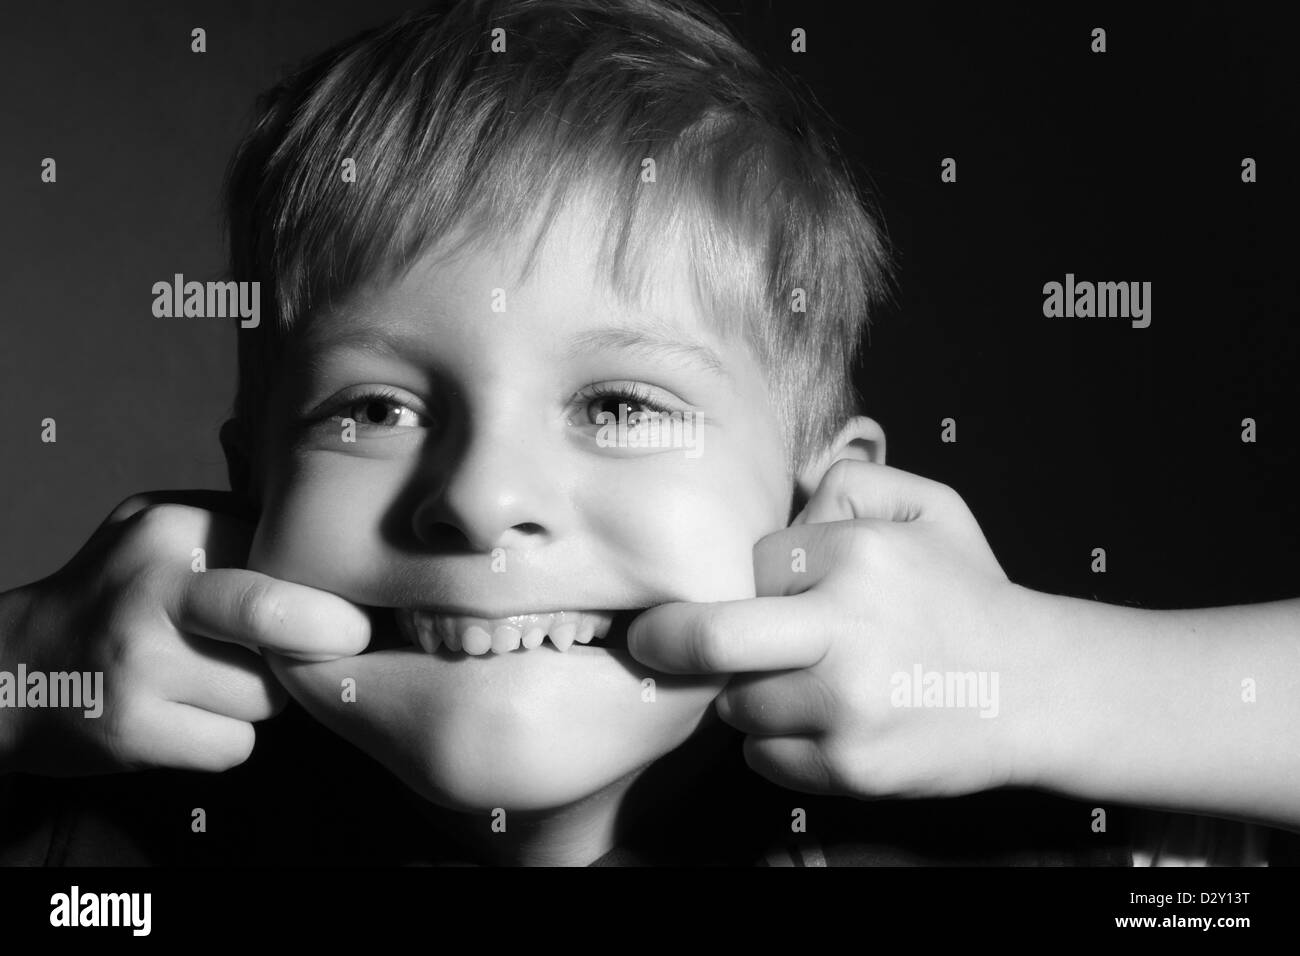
[562,326,731,380]
[305,323,732,380]
[300,325,435,360]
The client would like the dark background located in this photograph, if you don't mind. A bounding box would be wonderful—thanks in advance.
[2,0,1296,611]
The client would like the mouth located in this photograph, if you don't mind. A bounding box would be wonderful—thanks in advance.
[393,607,643,657]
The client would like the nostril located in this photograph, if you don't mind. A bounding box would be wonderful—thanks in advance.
[419,522,474,550]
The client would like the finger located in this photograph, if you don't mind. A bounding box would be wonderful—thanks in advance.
[130,702,257,772]
[174,568,371,660]
[105,489,256,528]
[752,519,861,597]
[107,498,256,571]
[169,633,289,722]
[742,734,836,795]
[715,670,836,735]
[792,460,960,526]
[138,501,257,569]
[626,593,832,675]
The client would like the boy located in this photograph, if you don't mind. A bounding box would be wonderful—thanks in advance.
[2,0,1127,865]
[5,0,1290,866]
[214,0,1117,863]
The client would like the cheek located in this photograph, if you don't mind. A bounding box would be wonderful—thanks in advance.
[587,456,784,604]
[249,453,404,600]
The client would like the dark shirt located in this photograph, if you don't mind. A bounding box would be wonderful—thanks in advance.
[1,703,1135,867]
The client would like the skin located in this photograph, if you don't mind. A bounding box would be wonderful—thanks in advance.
[228,201,883,865]
[0,491,369,777]
[632,463,1300,833]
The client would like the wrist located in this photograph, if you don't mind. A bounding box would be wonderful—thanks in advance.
[995,584,1107,794]
[1001,587,1166,801]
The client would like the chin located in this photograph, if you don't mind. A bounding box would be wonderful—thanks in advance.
[395,700,711,812]
[266,607,726,814]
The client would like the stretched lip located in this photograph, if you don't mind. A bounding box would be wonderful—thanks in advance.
[414,605,616,619]
[394,607,645,657]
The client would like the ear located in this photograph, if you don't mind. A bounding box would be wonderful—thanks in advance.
[219,418,257,509]
[789,416,886,521]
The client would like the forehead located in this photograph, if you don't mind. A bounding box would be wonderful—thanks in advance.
[298,192,743,371]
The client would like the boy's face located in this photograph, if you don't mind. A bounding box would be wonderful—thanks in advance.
[244,204,793,811]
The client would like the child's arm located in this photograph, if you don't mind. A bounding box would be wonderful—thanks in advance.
[1023,590,1300,830]
[0,491,370,775]
[627,460,1300,832]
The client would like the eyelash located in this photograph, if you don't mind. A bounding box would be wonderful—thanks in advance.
[573,382,677,424]
[321,387,426,428]
[314,382,679,431]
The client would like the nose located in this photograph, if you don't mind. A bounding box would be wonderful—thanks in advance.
[412,422,561,554]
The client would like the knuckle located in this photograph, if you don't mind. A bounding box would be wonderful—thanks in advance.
[108,493,155,524]
[112,563,168,615]
[103,700,147,769]
[823,457,859,495]
[811,676,843,724]
[125,502,201,549]
[860,680,897,726]
[99,603,166,677]
[122,504,174,548]
[843,519,880,564]
[932,481,965,512]
[98,620,142,675]
[691,608,741,672]
[242,680,288,722]
[233,580,284,640]
[715,683,754,726]
[822,737,870,794]
[850,744,908,796]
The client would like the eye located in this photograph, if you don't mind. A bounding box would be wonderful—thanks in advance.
[573,382,677,427]
[351,397,421,428]
[322,387,429,430]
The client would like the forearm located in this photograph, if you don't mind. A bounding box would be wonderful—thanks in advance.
[0,583,36,773]
[1016,589,1300,831]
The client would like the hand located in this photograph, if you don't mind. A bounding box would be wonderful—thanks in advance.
[627,460,1040,799]
[0,491,370,775]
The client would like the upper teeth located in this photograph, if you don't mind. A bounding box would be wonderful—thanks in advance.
[396,608,616,656]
